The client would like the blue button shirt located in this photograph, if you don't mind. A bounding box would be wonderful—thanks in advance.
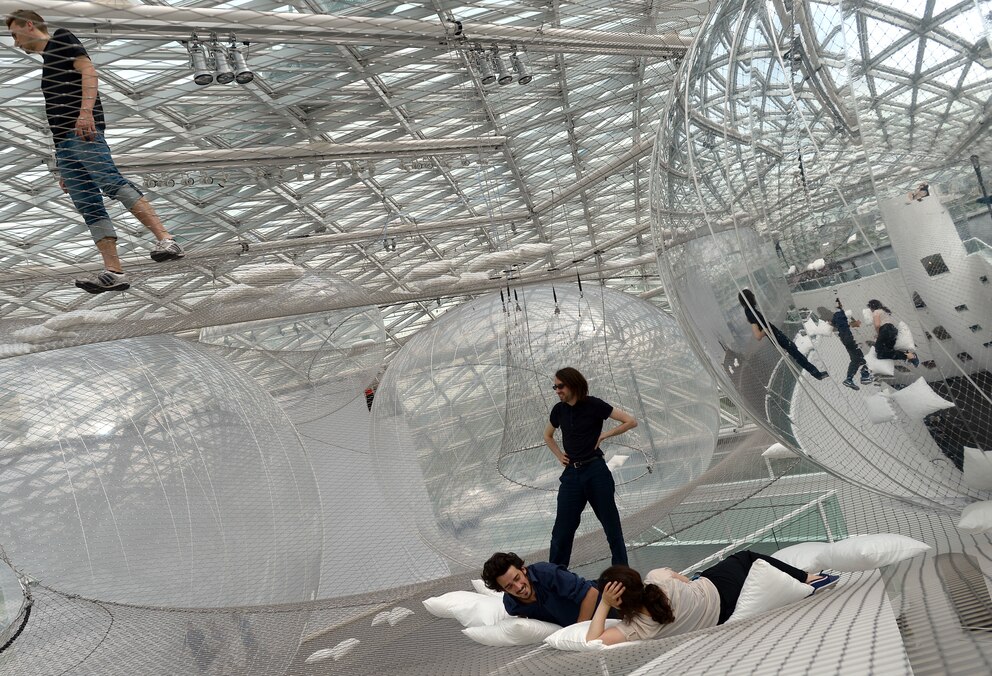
[502,562,595,626]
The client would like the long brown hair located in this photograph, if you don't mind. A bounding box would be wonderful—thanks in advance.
[599,565,675,625]
[554,367,589,402]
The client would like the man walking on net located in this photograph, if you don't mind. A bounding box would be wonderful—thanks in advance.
[7,10,184,294]
[545,367,637,567]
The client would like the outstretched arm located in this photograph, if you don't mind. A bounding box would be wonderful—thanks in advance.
[586,581,628,645]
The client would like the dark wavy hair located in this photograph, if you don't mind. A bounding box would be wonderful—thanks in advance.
[737,288,758,311]
[866,299,891,314]
[554,367,589,402]
[482,552,525,592]
[598,565,675,626]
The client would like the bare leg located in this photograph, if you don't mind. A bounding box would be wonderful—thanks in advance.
[96,237,123,272]
[129,197,171,241]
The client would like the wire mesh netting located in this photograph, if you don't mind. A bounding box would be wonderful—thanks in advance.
[0,0,991,675]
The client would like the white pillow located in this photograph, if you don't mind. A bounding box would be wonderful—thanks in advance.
[794,333,814,356]
[963,447,992,491]
[864,393,898,424]
[889,377,955,420]
[471,579,503,597]
[772,542,830,572]
[802,317,832,337]
[820,534,930,571]
[894,321,917,351]
[957,501,992,534]
[864,347,895,376]
[725,559,811,623]
[862,308,873,326]
[423,591,508,626]
[762,442,793,459]
[463,618,562,646]
[544,620,621,652]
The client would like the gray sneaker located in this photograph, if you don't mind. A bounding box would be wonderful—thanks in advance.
[75,270,129,294]
[150,238,185,262]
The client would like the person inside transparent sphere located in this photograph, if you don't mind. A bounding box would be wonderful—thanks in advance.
[544,367,636,567]
[867,299,919,366]
[738,289,828,380]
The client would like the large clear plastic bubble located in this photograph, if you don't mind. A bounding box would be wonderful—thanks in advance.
[198,271,386,423]
[370,283,720,568]
[652,0,992,509]
[0,335,322,607]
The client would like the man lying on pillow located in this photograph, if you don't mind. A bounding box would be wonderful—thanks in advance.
[482,551,599,626]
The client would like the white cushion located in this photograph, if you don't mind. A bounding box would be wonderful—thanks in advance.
[820,534,930,571]
[543,620,622,652]
[957,501,992,534]
[889,377,955,420]
[802,317,832,337]
[463,618,562,646]
[864,347,895,376]
[423,591,508,626]
[963,447,992,491]
[862,308,873,326]
[233,262,304,286]
[725,559,812,623]
[864,393,898,424]
[470,579,503,597]
[762,443,793,459]
[306,638,360,663]
[794,333,814,356]
[894,321,917,351]
[371,607,414,627]
[772,542,830,571]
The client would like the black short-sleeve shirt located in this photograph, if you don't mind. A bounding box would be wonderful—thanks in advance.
[42,28,105,141]
[549,396,613,462]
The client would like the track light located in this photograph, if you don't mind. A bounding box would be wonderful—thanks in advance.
[510,50,532,85]
[214,44,235,84]
[190,42,212,86]
[475,50,496,85]
[231,44,254,84]
[493,51,513,86]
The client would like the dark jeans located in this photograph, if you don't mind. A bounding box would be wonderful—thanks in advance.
[699,551,809,624]
[875,323,908,360]
[770,325,822,378]
[840,335,869,380]
[549,457,627,567]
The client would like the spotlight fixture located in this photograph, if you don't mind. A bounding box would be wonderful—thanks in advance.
[214,44,235,84]
[230,43,254,84]
[475,50,496,85]
[190,42,213,86]
[510,49,532,85]
[493,50,513,86]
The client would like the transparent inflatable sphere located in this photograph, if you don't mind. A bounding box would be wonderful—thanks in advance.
[370,284,720,568]
[198,271,386,423]
[0,335,322,608]
[651,0,992,509]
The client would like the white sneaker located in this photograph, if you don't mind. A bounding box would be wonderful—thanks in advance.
[150,238,185,262]
[75,270,129,294]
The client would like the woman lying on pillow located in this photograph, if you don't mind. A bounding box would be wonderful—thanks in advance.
[585,551,838,645]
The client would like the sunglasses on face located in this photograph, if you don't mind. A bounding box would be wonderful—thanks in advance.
[552,384,566,390]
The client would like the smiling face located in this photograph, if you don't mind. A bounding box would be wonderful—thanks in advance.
[495,565,535,603]
[553,379,572,404]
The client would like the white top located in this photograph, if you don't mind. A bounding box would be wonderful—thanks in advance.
[616,568,721,641]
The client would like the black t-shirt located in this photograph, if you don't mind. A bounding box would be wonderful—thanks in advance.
[42,28,105,141]
[743,305,777,335]
[549,396,613,462]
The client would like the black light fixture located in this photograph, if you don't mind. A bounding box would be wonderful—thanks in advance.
[510,48,532,85]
